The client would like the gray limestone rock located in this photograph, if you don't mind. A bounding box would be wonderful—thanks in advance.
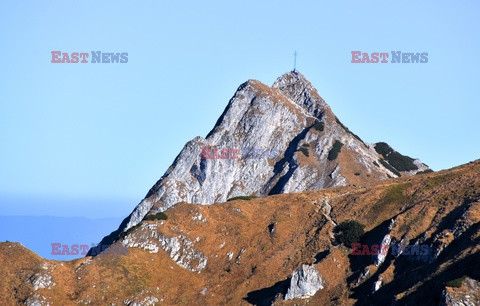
[284,264,324,300]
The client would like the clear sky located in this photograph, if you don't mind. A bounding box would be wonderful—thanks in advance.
[1,1,479,218]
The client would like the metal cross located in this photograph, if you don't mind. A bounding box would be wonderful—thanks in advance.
[293,51,297,72]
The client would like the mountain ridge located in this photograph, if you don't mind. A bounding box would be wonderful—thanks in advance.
[92,71,429,254]
[2,159,479,305]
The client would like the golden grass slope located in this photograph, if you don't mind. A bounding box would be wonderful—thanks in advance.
[1,160,479,305]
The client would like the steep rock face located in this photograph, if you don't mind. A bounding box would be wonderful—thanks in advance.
[94,71,429,250]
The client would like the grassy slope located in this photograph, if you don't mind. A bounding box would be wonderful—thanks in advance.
[0,160,479,305]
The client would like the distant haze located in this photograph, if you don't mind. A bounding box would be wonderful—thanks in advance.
[0,215,123,260]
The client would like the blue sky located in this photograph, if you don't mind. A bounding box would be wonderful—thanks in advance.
[1,1,479,219]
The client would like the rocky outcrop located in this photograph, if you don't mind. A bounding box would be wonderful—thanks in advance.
[124,293,160,306]
[374,234,391,266]
[284,264,324,300]
[121,222,207,273]
[372,277,383,293]
[29,273,55,291]
[441,277,480,306]
[28,263,56,291]
[355,267,370,286]
[24,293,50,306]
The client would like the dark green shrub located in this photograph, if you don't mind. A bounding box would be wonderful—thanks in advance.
[227,195,258,201]
[336,220,365,247]
[387,152,418,171]
[416,169,434,175]
[328,140,344,161]
[354,172,360,176]
[446,276,466,288]
[379,159,401,177]
[374,142,418,172]
[299,147,309,157]
[144,212,168,221]
[119,223,142,240]
[374,142,393,156]
[312,121,324,132]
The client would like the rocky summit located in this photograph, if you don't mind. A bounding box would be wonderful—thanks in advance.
[94,71,429,249]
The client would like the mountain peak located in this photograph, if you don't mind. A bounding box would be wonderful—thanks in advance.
[273,70,309,88]
[273,71,327,119]
[91,72,430,253]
